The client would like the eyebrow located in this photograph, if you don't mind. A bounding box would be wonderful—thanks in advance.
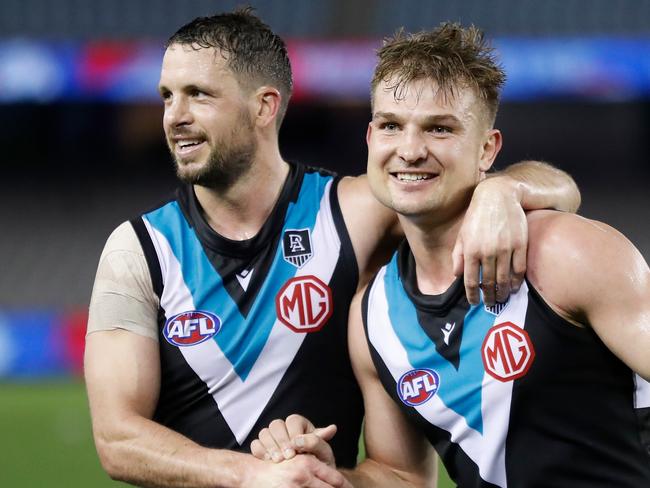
[373,111,462,126]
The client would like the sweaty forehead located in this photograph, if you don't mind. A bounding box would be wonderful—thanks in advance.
[163,44,226,69]
[159,44,235,86]
[373,78,482,123]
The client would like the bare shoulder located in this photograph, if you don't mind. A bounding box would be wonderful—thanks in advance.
[337,175,401,286]
[337,175,393,222]
[525,210,647,323]
[102,220,143,257]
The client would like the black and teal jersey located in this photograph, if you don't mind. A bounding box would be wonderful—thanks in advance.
[363,241,650,487]
[131,162,363,467]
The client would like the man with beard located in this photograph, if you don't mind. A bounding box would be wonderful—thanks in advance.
[84,10,580,488]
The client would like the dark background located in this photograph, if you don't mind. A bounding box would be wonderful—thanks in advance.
[0,0,648,308]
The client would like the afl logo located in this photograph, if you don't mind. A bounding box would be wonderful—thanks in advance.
[481,322,535,382]
[397,369,440,407]
[163,311,221,347]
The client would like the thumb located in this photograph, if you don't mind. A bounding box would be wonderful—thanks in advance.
[313,424,337,441]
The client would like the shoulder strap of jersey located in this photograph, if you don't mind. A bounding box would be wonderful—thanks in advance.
[130,217,163,299]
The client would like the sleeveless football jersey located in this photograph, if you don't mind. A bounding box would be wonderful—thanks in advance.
[130,163,363,467]
[364,242,650,487]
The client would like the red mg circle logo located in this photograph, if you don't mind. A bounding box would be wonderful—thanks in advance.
[275,275,333,332]
[481,322,535,382]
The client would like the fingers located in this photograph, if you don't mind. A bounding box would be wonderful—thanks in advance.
[495,250,512,304]
[258,425,284,462]
[479,257,497,307]
[313,424,337,442]
[293,433,336,466]
[463,255,481,306]
[308,457,348,487]
[286,414,316,440]
[250,439,268,460]
[511,246,527,293]
[270,419,296,461]
[252,415,324,463]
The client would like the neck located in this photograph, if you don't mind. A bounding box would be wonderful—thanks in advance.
[194,146,289,241]
[399,211,465,295]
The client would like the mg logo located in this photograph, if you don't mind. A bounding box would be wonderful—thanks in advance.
[275,275,333,332]
[482,322,535,382]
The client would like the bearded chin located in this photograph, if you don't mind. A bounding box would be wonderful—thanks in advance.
[175,139,257,190]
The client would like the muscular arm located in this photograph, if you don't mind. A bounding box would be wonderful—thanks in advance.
[339,161,581,302]
[526,211,650,380]
[86,225,347,488]
[86,330,245,487]
[343,291,437,488]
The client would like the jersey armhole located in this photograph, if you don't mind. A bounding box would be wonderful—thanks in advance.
[130,218,163,299]
[330,176,360,290]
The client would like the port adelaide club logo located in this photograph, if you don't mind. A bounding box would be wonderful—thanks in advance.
[397,368,441,407]
[282,229,313,268]
[163,310,222,347]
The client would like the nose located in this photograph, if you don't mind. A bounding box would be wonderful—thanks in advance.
[164,95,193,128]
[397,129,427,164]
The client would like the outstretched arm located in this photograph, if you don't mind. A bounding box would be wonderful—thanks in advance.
[453,161,581,306]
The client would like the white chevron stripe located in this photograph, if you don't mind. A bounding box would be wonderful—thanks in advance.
[144,180,341,444]
[367,270,530,488]
[634,374,650,408]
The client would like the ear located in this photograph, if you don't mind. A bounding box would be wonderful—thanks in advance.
[253,87,281,129]
[478,129,502,173]
[366,123,373,146]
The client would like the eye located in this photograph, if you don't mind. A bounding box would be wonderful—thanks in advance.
[160,90,172,102]
[379,121,400,131]
[429,125,452,134]
[189,88,205,98]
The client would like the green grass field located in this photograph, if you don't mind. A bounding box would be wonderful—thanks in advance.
[0,381,454,487]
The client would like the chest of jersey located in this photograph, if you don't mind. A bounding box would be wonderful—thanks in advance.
[135,169,362,464]
[365,251,650,487]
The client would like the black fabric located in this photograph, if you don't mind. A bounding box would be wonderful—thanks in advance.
[364,244,650,487]
[140,162,363,466]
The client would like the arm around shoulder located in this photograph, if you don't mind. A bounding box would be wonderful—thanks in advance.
[486,160,581,213]
[526,210,650,381]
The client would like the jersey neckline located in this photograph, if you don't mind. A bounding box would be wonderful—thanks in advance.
[176,161,304,258]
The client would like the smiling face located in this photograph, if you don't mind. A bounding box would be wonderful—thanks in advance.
[366,77,501,224]
[158,43,258,188]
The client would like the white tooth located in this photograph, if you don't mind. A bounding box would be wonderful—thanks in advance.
[397,173,431,181]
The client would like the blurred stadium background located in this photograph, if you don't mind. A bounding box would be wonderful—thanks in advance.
[0,0,649,486]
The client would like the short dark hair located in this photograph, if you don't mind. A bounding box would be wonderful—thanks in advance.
[371,23,505,125]
[167,7,293,129]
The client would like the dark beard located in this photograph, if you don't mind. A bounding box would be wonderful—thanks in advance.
[176,137,257,191]
[173,111,257,191]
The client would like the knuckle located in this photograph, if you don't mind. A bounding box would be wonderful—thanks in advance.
[269,419,284,428]
[464,276,479,287]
